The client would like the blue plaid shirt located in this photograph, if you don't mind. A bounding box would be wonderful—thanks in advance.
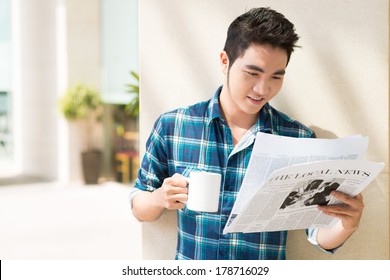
[134,87,316,259]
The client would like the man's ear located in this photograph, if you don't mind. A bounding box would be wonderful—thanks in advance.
[220,51,229,74]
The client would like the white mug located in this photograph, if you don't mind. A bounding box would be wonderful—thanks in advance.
[186,171,222,212]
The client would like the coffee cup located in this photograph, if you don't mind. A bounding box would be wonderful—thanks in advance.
[186,171,221,212]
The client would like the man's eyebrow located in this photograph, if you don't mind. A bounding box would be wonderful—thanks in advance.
[245,64,286,75]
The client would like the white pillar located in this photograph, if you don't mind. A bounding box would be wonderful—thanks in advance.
[12,0,58,179]
[57,0,101,182]
[12,0,101,182]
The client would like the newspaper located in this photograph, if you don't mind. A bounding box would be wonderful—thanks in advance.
[223,133,384,234]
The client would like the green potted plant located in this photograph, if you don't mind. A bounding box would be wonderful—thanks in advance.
[59,83,103,184]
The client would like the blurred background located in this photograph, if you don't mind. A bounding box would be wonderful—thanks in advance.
[0,0,139,184]
[0,0,142,259]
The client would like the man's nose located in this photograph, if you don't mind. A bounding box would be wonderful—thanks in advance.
[253,79,269,95]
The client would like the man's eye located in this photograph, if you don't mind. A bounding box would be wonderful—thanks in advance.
[246,71,258,76]
[272,76,282,80]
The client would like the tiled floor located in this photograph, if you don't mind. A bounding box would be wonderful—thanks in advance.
[0,180,142,259]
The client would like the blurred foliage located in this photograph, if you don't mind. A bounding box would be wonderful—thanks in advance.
[59,83,102,121]
[59,83,103,151]
[125,71,139,118]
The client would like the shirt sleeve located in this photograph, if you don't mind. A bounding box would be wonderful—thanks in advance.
[133,115,169,193]
[129,187,142,209]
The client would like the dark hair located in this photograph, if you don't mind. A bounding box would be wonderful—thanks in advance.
[223,7,299,68]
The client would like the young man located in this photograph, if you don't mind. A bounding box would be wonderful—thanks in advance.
[130,7,364,260]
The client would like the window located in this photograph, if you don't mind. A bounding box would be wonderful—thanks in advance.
[100,0,138,104]
[0,0,13,172]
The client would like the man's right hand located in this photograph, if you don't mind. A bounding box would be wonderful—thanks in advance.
[132,173,189,222]
[154,173,189,210]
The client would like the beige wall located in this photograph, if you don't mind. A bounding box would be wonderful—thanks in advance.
[139,0,389,259]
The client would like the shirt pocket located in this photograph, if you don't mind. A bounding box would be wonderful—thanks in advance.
[175,165,213,180]
[174,165,194,178]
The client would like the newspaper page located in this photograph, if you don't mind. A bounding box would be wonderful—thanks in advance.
[227,133,368,218]
[224,159,384,233]
[224,133,370,232]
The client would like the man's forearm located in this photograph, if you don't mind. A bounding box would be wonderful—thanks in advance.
[317,221,355,250]
[132,191,165,222]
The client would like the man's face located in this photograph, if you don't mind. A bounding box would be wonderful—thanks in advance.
[220,44,288,118]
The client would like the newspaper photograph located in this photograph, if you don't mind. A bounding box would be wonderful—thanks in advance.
[223,159,384,234]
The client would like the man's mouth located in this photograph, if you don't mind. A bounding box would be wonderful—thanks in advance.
[248,96,265,102]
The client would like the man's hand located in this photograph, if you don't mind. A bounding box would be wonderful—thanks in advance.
[153,173,189,210]
[316,191,364,250]
[132,173,189,222]
[318,191,364,231]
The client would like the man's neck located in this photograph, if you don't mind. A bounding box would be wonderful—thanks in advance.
[219,92,258,145]
[219,90,259,131]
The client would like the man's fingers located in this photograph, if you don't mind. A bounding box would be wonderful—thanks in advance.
[327,191,364,208]
[318,191,364,231]
[165,173,189,188]
[165,194,187,210]
[329,191,350,203]
[159,173,189,210]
